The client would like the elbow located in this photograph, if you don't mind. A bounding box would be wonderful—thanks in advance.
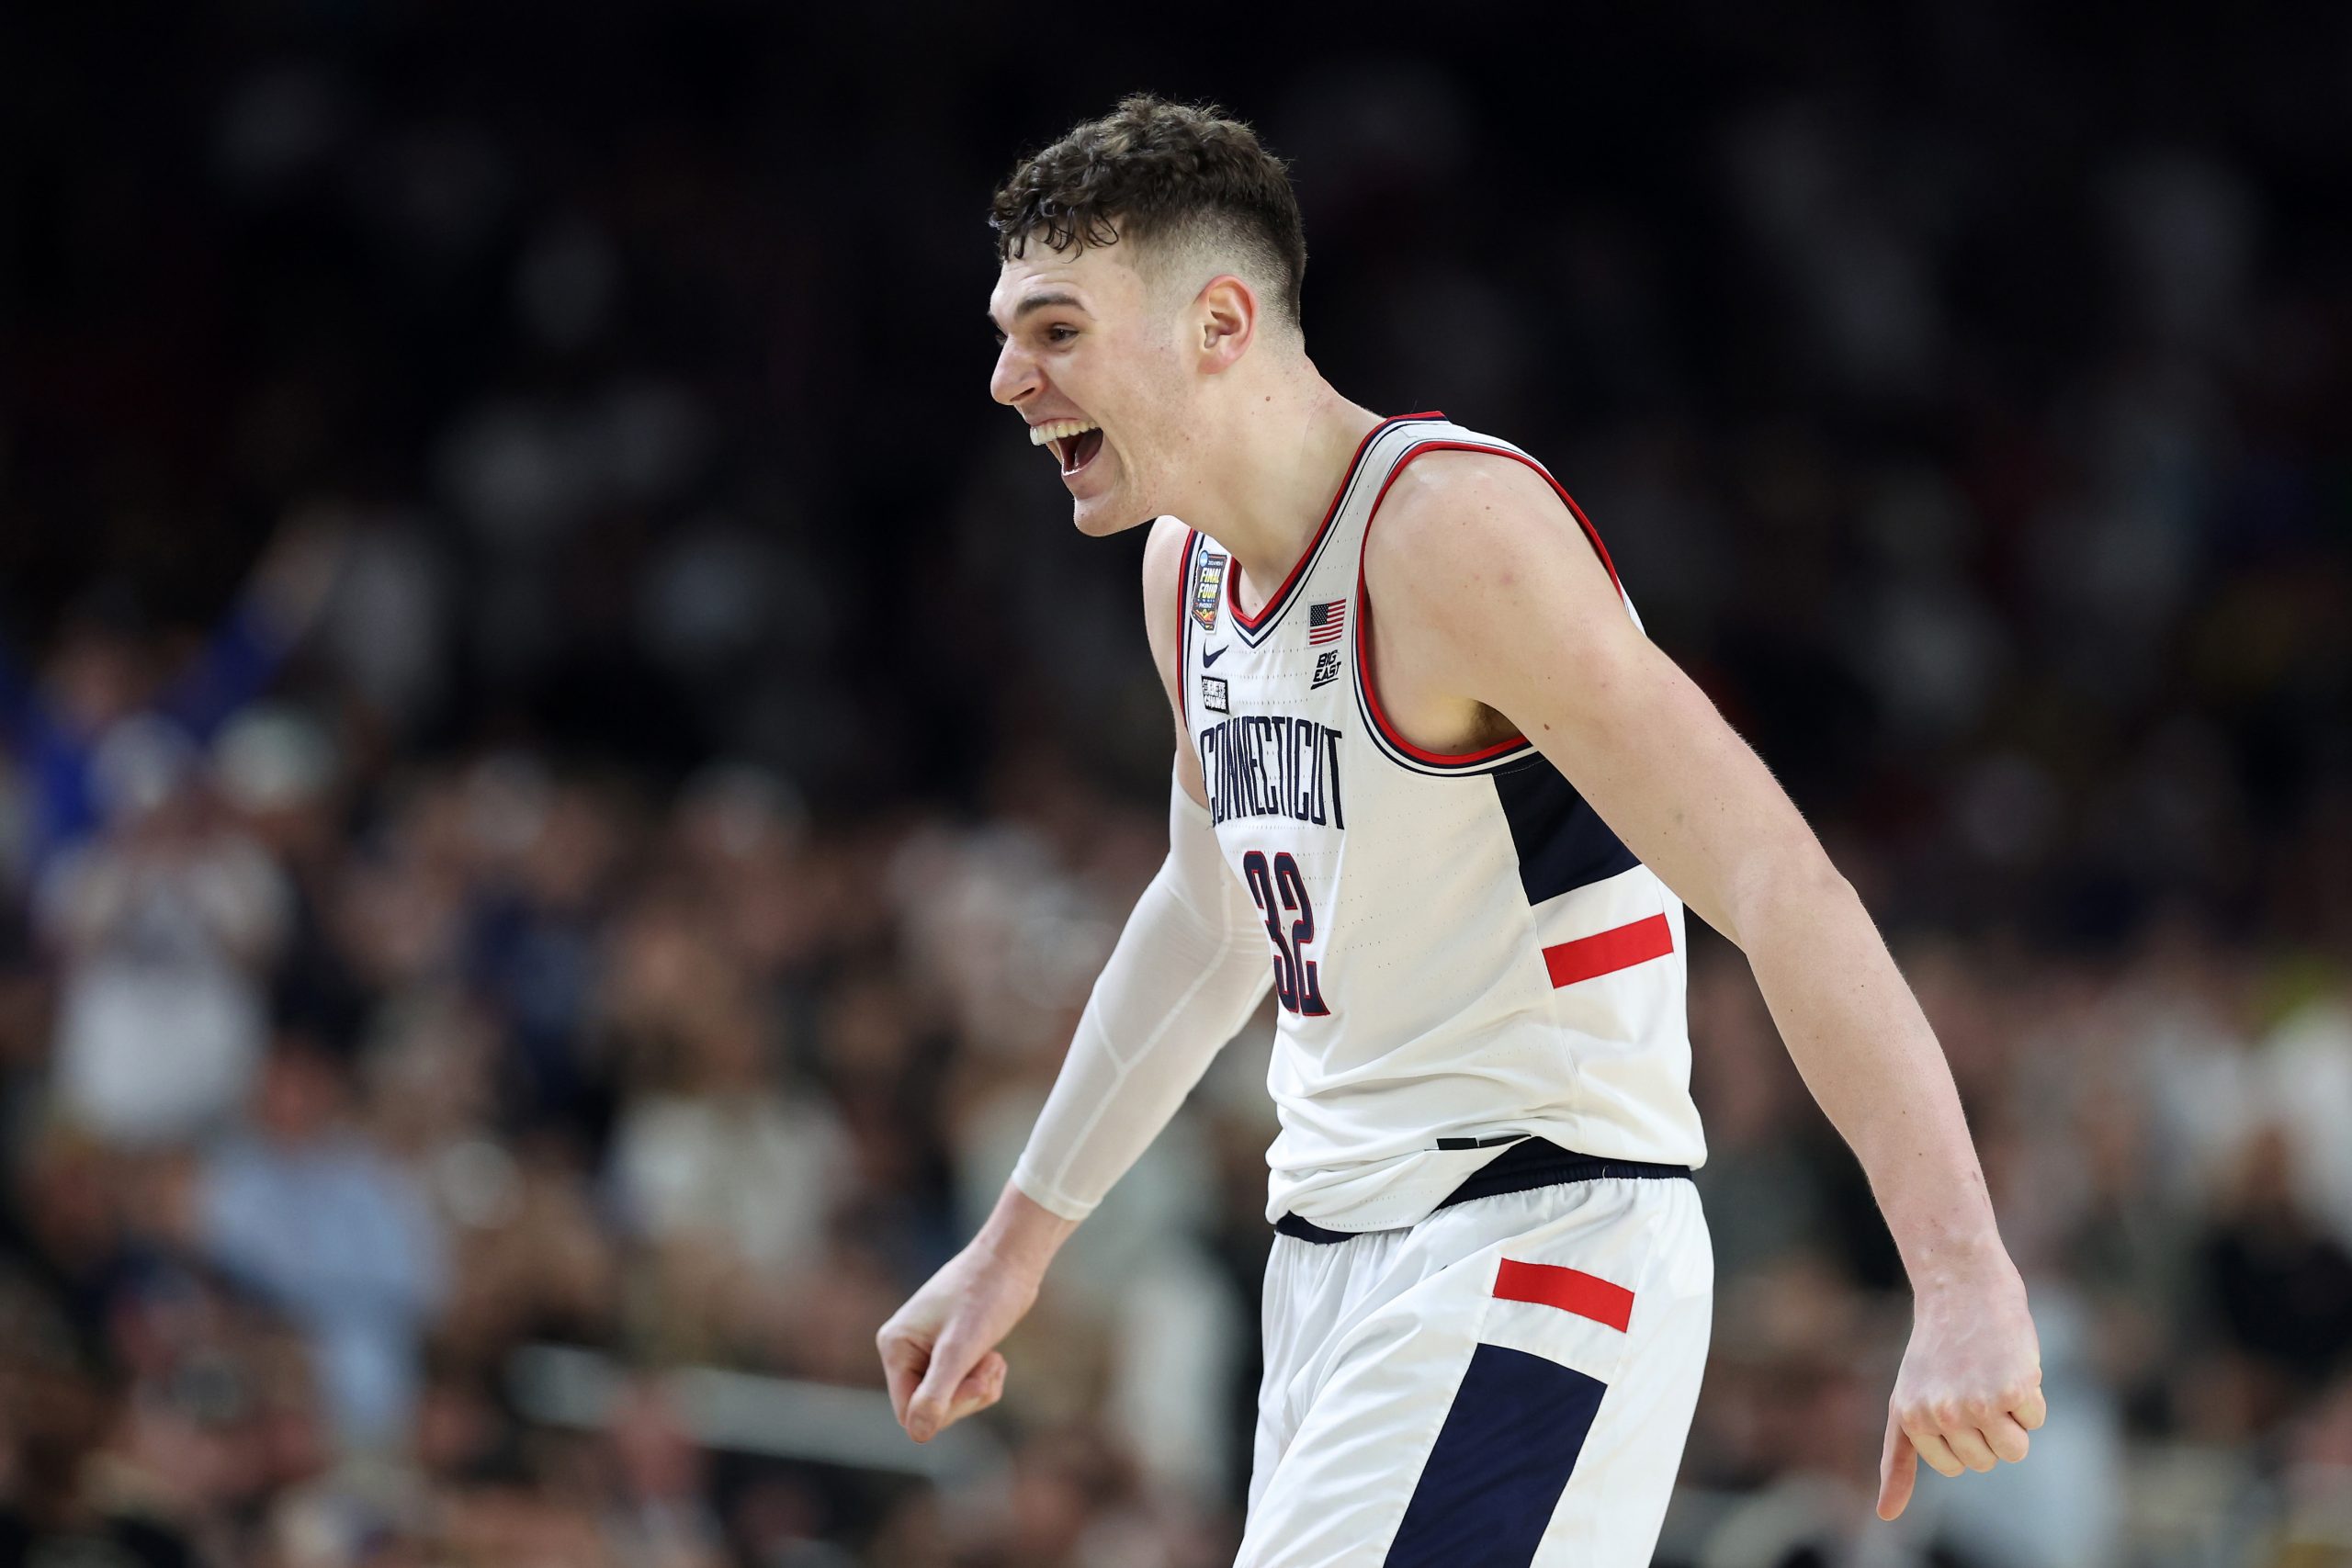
[1716,846,1856,952]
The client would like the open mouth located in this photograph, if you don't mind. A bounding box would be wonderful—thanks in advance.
[1030,418,1104,477]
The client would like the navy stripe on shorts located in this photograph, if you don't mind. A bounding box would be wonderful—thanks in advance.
[1383,1343,1605,1566]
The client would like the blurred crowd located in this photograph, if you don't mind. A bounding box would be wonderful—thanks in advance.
[2,3,2347,1566]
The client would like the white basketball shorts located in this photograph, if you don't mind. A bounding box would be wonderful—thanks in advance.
[1240,1156,1713,1567]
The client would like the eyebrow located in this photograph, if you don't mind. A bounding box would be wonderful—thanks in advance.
[989,290,1088,334]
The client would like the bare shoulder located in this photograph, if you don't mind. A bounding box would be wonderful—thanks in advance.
[1364,449,1614,627]
[1140,513,1192,614]
[1138,514,1193,700]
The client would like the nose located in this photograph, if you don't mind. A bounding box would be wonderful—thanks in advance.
[990,338,1040,408]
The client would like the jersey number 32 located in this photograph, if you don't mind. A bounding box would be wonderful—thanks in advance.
[1241,850,1329,1016]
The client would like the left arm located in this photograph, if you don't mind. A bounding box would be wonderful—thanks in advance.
[1367,453,2043,1520]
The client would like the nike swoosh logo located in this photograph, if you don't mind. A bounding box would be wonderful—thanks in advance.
[1203,645,1228,667]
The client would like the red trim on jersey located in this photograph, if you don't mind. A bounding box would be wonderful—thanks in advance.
[1354,441,1627,768]
[1542,914,1674,988]
[1227,412,1446,633]
[1174,526,1198,729]
[1492,1258,1634,1332]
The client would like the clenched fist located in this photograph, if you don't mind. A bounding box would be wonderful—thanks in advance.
[1876,1257,2046,1520]
[877,1182,1076,1443]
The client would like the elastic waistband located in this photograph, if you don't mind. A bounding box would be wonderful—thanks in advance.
[1272,1137,1691,1246]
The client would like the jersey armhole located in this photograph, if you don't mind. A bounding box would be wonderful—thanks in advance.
[1353,442,1626,773]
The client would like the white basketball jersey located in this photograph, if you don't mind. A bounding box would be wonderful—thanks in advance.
[1175,413,1707,1231]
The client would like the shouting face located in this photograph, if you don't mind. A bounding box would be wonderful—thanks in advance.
[988,236,1197,537]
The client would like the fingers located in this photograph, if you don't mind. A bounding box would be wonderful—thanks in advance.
[1940,1425,2000,1472]
[2012,1381,2048,1432]
[940,1349,1008,1429]
[1908,1427,1965,1480]
[907,1332,987,1443]
[913,1356,1005,1439]
[956,1348,1007,1402]
[876,1326,925,1428]
[1876,1410,1917,1521]
[1983,1412,2031,1465]
[880,1331,1007,1443]
[1880,1380,2048,1517]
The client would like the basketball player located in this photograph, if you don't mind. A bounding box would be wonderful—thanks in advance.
[877,96,2044,1565]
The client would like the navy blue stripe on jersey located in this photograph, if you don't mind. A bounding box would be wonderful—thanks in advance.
[1489,753,1641,905]
[1226,414,1449,649]
[1384,1344,1605,1567]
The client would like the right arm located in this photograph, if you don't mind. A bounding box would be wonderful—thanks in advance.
[877,517,1272,1443]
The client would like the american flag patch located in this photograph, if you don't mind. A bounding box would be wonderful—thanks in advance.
[1307,599,1347,644]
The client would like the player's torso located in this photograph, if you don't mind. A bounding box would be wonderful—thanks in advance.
[1175,413,1705,1230]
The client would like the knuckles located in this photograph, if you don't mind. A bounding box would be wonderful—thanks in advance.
[1901,1390,2010,1433]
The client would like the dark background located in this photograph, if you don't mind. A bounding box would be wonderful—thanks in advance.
[0,4,2346,1565]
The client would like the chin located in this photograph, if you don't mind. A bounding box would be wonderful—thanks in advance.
[1070,492,1158,538]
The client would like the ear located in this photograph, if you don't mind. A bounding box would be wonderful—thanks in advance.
[1193,274,1259,372]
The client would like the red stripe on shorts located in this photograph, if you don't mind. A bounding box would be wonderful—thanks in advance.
[1542,913,1673,988]
[1492,1258,1634,1332]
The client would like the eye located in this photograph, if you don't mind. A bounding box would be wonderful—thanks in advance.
[1045,324,1079,344]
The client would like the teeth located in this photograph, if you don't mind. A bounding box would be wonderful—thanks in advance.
[1028,418,1099,446]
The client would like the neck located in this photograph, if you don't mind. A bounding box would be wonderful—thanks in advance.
[1183,360,1383,609]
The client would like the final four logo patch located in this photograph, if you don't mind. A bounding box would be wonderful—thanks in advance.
[1192,549,1227,632]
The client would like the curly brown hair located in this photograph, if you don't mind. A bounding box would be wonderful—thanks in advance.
[989,95,1307,329]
